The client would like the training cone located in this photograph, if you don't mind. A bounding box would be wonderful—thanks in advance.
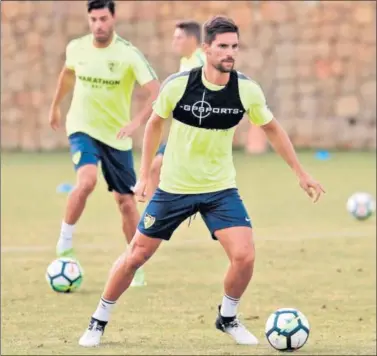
[56,183,74,193]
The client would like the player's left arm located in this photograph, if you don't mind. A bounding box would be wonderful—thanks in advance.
[244,81,325,202]
[117,49,160,139]
[262,119,325,202]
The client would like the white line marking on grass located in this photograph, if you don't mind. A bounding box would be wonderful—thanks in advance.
[2,229,375,254]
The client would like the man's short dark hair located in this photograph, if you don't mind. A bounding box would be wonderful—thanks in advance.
[176,20,201,43]
[203,16,239,45]
[87,0,115,15]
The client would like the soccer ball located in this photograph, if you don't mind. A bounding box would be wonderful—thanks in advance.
[265,308,310,352]
[346,192,375,220]
[45,257,83,293]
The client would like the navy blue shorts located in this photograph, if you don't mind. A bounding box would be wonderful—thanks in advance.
[68,132,136,195]
[138,188,252,241]
[156,143,166,156]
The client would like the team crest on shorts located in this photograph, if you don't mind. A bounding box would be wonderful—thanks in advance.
[72,151,81,165]
[144,213,156,229]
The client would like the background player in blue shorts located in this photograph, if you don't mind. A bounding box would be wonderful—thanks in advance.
[147,20,205,199]
[48,0,160,286]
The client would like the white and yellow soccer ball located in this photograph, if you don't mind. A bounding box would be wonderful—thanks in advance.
[265,308,310,352]
[346,192,375,221]
[45,257,83,293]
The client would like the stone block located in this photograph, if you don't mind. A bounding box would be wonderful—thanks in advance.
[314,118,339,139]
[243,48,263,70]
[39,129,61,150]
[360,81,376,104]
[316,41,331,58]
[292,119,315,147]
[367,136,376,149]
[56,131,69,149]
[14,91,32,107]
[317,77,337,96]
[276,65,296,80]
[296,43,316,62]
[339,23,355,41]
[277,98,297,119]
[357,44,375,65]
[201,1,230,13]
[277,23,299,41]
[330,60,344,77]
[158,2,173,17]
[334,41,352,59]
[14,16,30,35]
[7,69,27,92]
[116,2,136,21]
[322,6,340,23]
[298,81,317,96]
[227,6,253,27]
[275,82,296,98]
[275,43,296,64]
[334,118,355,149]
[335,96,360,118]
[318,25,338,41]
[354,5,375,24]
[141,3,160,21]
[1,125,20,150]
[1,22,12,40]
[280,118,298,137]
[359,25,376,45]
[316,94,335,119]
[257,25,276,52]
[339,73,359,95]
[2,107,23,125]
[299,26,318,41]
[20,121,39,152]
[35,1,54,14]
[260,2,289,23]
[350,125,372,149]
[2,1,22,20]
[300,96,318,120]
[1,92,12,107]
[297,64,313,80]
[30,91,46,108]
[311,118,339,149]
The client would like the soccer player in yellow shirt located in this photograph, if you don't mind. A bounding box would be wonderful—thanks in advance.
[48,0,160,287]
[174,20,206,72]
[148,20,205,198]
[79,16,324,347]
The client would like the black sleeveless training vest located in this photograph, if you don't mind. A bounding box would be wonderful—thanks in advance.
[172,67,245,130]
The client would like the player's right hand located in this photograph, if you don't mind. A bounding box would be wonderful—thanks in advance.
[134,179,148,203]
[49,106,61,130]
[298,172,325,203]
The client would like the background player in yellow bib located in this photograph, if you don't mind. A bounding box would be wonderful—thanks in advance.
[48,0,160,287]
[148,20,205,198]
[79,16,325,347]
[174,20,206,72]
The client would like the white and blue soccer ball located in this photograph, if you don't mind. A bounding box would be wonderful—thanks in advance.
[265,308,310,352]
[346,192,375,221]
[45,257,83,293]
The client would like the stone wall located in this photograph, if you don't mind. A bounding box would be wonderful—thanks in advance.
[1,0,376,151]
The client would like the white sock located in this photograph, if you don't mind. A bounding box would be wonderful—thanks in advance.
[220,294,240,317]
[92,297,116,322]
[58,221,75,250]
